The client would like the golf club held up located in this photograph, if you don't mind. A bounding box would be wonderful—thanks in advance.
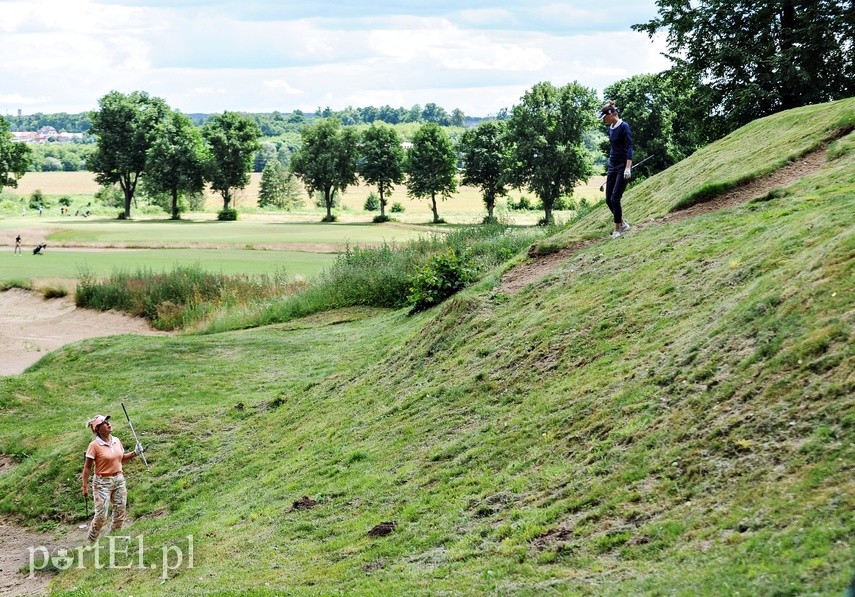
[121,402,149,469]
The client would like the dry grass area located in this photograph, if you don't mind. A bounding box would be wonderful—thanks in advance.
[11,171,607,217]
[11,171,102,196]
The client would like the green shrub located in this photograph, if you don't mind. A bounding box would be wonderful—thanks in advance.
[187,192,206,212]
[0,197,22,215]
[373,214,394,223]
[321,214,338,222]
[508,196,536,211]
[363,192,380,211]
[552,195,570,210]
[407,248,476,313]
[95,185,123,208]
[145,191,186,216]
[29,189,46,209]
[390,202,405,213]
[217,208,238,221]
[314,190,340,209]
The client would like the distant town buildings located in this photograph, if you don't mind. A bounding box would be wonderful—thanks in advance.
[11,126,84,144]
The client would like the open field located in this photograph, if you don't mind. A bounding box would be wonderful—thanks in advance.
[6,171,607,222]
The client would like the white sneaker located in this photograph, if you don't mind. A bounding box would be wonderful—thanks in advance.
[611,231,621,239]
[620,222,631,233]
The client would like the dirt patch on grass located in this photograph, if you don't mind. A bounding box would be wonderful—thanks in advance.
[367,521,397,537]
[498,146,829,295]
[0,288,168,377]
[532,527,574,550]
[499,240,597,296]
[288,496,318,512]
[0,456,16,475]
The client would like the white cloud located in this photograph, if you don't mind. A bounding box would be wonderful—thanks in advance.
[369,19,551,72]
[0,92,50,106]
[263,80,304,96]
[191,87,227,95]
[0,0,671,115]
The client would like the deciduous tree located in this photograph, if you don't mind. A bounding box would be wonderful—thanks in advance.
[634,0,855,139]
[145,111,207,220]
[505,81,598,224]
[88,91,170,218]
[202,111,262,210]
[602,73,699,177]
[459,121,507,220]
[290,118,359,221]
[406,123,458,224]
[0,118,32,190]
[359,123,405,218]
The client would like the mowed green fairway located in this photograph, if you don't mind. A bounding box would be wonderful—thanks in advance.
[0,248,335,281]
[0,216,434,283]
[1,217,430,248]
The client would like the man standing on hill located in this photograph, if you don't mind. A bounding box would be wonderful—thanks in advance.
[599,100,633,238]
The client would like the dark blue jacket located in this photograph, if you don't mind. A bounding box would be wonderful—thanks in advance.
[608,120,634,169]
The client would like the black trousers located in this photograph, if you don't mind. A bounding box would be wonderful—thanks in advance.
[605,168,628,224]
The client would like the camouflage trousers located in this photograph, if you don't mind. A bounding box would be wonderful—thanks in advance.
[87,474,127,541]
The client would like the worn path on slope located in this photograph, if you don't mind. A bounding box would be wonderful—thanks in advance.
[499,147,828,295]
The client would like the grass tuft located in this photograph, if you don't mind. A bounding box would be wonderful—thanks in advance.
[0,279,32,291]
[40,284,69,299]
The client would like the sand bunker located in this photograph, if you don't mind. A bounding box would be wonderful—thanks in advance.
[0,288,167,377]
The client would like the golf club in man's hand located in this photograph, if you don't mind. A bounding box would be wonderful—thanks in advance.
[600,155,654,192]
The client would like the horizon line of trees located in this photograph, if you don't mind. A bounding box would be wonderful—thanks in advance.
[3,101,479,136]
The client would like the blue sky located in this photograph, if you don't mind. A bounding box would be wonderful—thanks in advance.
[1,0,670,116]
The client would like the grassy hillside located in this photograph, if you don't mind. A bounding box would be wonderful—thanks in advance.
[0,99,853,595]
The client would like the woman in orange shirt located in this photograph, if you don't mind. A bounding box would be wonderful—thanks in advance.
[81,414,142,541]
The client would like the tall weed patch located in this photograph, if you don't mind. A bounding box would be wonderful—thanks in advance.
[207,222,543,331]
[76,265,298,330]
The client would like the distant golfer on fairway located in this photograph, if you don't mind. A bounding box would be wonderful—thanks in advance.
[82,414,143,541]
[14,234,21,255]
[598,100,633,238]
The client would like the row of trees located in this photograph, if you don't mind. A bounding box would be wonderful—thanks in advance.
[291,117,460,222]
[27,143,93,172]
[314,102,468,127]
[291,81,602,224]
[4,112,91,134]
[87,91,262,219]
[3,100,470,138]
